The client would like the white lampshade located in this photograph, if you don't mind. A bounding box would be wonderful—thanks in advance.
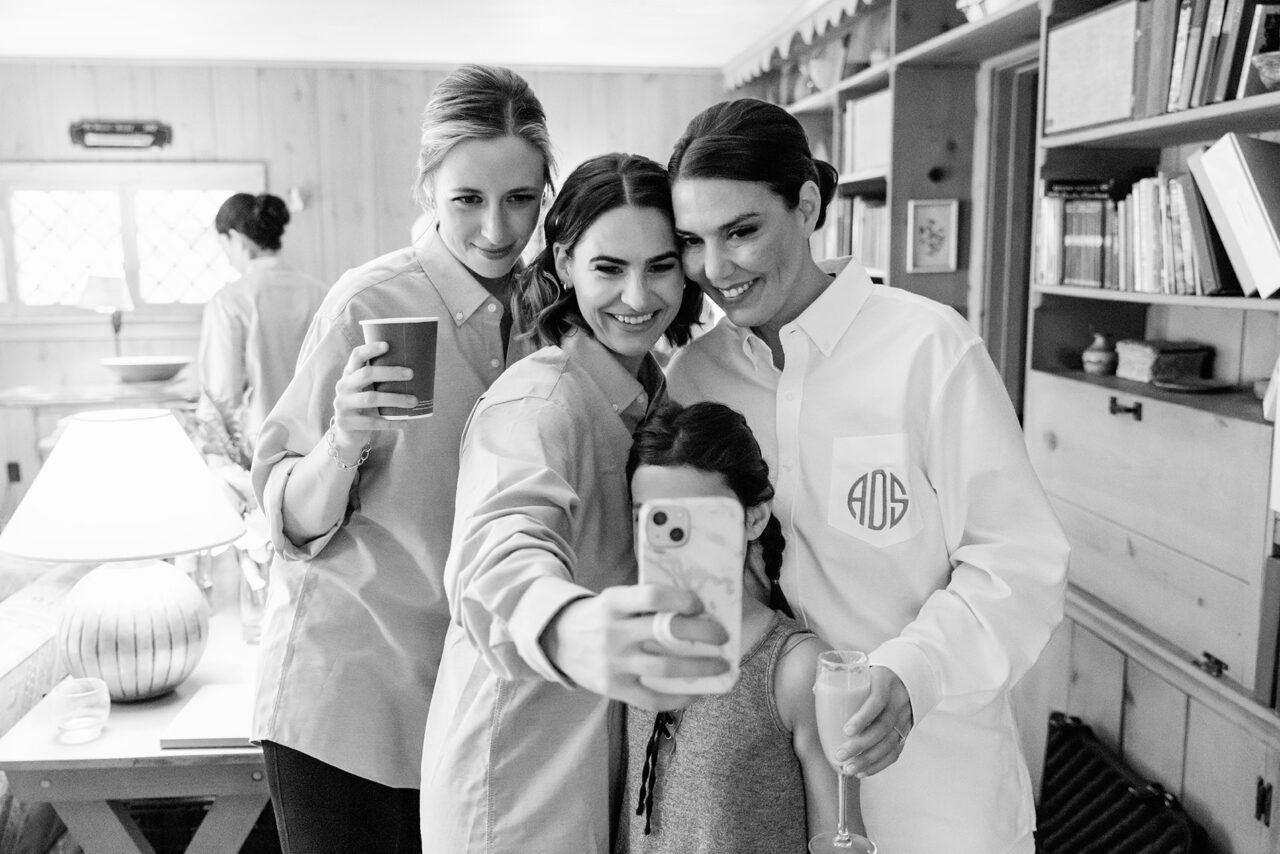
[0,409,244,562]
[76,274,134,313]
[0,409,246,701]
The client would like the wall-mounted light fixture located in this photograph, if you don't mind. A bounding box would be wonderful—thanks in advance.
[69,119,173,149]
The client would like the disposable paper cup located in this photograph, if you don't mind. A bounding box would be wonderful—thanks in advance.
[360,317,437,419]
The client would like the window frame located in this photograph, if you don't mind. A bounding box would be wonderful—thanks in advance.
[0,161,267,320]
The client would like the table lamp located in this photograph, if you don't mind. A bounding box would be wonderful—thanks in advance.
[0,409,245,701]
[76,274,134,356]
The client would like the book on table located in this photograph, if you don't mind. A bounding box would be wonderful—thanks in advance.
[159,683,254,749]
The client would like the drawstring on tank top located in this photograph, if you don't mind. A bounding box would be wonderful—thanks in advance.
[636,710,677,834]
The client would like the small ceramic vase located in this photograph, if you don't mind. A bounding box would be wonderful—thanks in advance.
[1082,332,1118,376]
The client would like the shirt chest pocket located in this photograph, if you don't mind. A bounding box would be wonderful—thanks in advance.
[825,434,921,549]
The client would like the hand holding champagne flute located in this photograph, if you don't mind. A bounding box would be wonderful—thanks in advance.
[810,650,877,854]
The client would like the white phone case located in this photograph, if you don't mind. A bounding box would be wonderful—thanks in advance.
[636,496,745,694]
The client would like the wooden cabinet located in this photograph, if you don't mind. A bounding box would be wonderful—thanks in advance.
[1022,0,1280,707]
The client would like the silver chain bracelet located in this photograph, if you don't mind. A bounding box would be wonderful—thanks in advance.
[326,416,371,471]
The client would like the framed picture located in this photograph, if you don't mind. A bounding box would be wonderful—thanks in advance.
[906,199,959,273]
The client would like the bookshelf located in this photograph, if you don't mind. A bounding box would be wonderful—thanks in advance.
[740,0,1280,846]
[1024,1,1280,850]
[732,0,1044,309]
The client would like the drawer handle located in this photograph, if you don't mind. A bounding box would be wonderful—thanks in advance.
[1108,397,1142,421]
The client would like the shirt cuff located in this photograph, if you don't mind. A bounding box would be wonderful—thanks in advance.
[262,456,343,561]
[508,575,594,687]
[869,637,941,724]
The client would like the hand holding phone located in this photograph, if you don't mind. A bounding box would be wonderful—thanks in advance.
[637,496,745,694]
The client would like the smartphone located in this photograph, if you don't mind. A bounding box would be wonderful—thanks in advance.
[636,495,745,694]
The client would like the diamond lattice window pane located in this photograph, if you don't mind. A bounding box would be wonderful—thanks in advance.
[11,190,124,305]
[135,189,237,304]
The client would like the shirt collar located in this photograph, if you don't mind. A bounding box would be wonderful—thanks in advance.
[244,255,284,274]
[414,224,501,326]
[791,255,875,357]
[561,329,665,430]
[727,255,876,366]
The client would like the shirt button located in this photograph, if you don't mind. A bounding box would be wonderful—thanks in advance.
[612,404,620,412]
[487,303,497,313]
[490,359,500,369]
[785,392,796,401]
[454,311,464,321]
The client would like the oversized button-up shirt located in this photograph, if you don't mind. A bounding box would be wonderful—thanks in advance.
[251,226,529,788]
[421,329,663,853]
[667,257,1069,854]
[197,256,327,441]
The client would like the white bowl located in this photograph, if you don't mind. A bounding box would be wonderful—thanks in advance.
[100,355,192,383]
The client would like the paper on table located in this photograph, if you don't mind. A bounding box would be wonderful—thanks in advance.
[159,683,254,749]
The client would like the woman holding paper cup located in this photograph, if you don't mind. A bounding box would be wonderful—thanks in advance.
[250,65,554,853]
[662,98,1069,854]
[419,153,726,852]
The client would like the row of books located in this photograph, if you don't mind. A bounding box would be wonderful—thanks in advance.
[1044,0,1280,134]
[817,194,888,270]
[1035,133,1280,298]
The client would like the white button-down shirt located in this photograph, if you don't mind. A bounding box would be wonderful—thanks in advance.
[252,226,528,788]
[196,256,327,441]
[421,330,663,853]
[667,257,1069,854]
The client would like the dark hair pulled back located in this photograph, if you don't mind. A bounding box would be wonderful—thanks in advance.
[512,152,703,348]
[668,98,839,229]
[627,401,792,618]
[214,192,290,251]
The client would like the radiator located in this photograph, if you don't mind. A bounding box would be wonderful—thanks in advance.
[1035,712,1198,854]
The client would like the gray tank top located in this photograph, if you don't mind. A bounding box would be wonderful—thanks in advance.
[618,613,814,853]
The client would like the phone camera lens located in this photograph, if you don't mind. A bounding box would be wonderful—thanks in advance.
[670,527,685,543]
[653,511,668,526]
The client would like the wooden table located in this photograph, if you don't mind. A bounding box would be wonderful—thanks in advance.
[0,611,269,854]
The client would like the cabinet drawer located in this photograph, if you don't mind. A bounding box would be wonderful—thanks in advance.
[1050,497,1280,693]
[1024,371,1271,580]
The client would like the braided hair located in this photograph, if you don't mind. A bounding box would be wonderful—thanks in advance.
[626,400,792,617]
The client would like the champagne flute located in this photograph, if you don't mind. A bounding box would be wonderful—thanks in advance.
[810,650,877,854]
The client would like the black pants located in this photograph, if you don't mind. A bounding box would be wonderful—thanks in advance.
[261,740,421,854]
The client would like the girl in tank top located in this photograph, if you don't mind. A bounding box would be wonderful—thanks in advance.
[618,400,866,853]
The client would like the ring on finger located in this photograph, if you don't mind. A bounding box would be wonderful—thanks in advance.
[652,611,681,650]
[892,724,906,744]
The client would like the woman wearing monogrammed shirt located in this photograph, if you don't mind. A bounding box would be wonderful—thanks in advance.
[664,99,1070,854]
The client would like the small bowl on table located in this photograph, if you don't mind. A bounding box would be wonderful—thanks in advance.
[100,355,192,383]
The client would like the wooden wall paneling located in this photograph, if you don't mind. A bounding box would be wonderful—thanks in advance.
[150,67,220,160]
[256,67,326,282]
[1183,698,1269,854]
[888,66,975,310]
[1121,658,1188,798]
[0,64,42,159]
[1065,622,1126,752]
[85,64,153,139]
[210,66,266,161]
[1011,618,1072,798]
[369,69,440,257]
[315,68,379,279]
[31,63,95,158]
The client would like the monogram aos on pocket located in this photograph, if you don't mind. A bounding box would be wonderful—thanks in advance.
[826,434,920,548]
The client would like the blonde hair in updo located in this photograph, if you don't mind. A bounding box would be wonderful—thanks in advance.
[411,64,556,209]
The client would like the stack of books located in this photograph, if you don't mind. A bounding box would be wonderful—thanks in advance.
[1115,340,1214,383]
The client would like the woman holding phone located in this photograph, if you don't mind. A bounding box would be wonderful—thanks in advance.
[250,65,554,853]
[663,98,1070,854]
[420,153,725,853]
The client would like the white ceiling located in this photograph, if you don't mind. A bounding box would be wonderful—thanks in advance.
[0,0,827,75]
